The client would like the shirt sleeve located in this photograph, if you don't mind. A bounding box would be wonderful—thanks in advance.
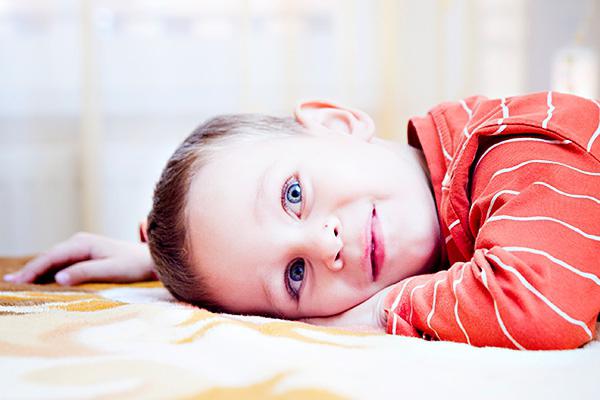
[383,133,600,350]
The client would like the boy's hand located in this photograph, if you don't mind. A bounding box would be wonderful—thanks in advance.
[3,232,157,286]
[300,286,394,333]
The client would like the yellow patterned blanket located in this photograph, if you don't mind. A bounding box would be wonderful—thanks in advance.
[1,257,599,399]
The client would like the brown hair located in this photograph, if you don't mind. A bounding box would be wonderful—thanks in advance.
[146,114,304,311]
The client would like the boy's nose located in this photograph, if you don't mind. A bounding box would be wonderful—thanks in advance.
[311,216,344,272]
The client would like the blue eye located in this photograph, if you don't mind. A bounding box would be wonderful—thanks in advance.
[286,258,305,299]
[286,182,302,203]
[281,177,302,217]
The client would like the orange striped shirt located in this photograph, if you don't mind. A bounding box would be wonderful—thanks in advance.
[383,92,600,349]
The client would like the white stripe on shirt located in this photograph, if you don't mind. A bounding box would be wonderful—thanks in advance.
[409,283,428,325]
[502,246,600,286]
[469,180,599,222]
[495,97,509,134]
[389,276,416,313]
[542,91,555,129]
[487,253,593,339]
[484,190,520,221]
[479,266,526,350]
[460,99,473,119]
[487,215,600,241]
[426,278,445,340]
[453,264,471,345]
[532,181,600,205]
[473,138,571,175]
[448,219,460,230]
[491,159,600,183]
[587,98,600,152]
[460,99,473,138]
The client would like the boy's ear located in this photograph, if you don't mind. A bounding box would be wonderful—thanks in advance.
[294,100,375,141]
[139,218,148,243]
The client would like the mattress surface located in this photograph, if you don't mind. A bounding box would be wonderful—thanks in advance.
[1,257,598,399]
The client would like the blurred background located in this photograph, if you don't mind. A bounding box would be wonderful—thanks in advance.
[0,0,598,255]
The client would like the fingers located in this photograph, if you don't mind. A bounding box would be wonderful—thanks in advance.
[4,232,95,284]
[54,259,115,285]
[55,258,154,286]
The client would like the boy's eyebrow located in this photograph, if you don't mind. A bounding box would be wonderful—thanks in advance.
[262,277,284,317]
[254,161,278,222]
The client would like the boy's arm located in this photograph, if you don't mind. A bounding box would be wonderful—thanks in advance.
[384,240,599,349]
[384,153,600,350]
[4,232,158,285]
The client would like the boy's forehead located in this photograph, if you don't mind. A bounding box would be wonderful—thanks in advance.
[220,131,345,154]
[186,139,276,249]
[195,136,304,180]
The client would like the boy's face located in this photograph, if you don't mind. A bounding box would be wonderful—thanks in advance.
[186,102,441,319]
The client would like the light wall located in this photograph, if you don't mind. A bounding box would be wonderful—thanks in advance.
[0,0,598,255]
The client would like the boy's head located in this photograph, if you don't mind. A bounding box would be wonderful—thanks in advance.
[147,101,442,319]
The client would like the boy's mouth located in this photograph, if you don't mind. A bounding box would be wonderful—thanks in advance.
[368,205,385,281]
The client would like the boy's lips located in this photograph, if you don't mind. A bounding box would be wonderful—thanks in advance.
[364,205,385,282]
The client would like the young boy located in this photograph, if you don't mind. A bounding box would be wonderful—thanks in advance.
[6,92,600,350]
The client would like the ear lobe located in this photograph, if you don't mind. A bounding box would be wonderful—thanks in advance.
[294,100,375,142]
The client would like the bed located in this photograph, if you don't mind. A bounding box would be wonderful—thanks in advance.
[1,256,598,399]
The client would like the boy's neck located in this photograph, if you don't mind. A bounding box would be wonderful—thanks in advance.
[375,137,443,272]
[374,137,432,185]
[408,146,431,182]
